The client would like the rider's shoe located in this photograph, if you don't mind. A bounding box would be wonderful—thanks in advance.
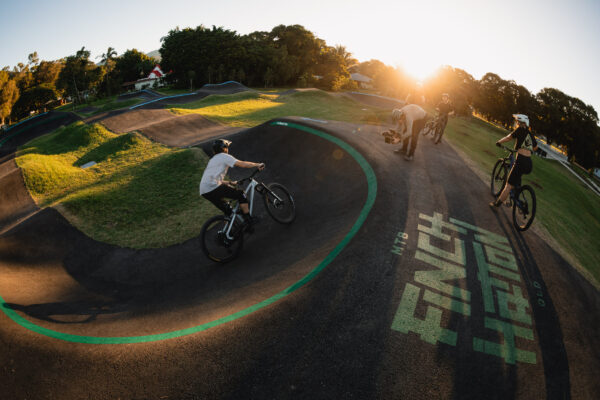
[404,154,413,161]
[489,199,502,209]
[394,148,405,155]
[243,215,258,233]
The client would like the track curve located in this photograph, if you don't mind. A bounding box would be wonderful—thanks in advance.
[0,112,598,399]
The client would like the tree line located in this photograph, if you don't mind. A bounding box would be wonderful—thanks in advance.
[159,24,357,91]
[0,47,156,124]
[1,23,599,169]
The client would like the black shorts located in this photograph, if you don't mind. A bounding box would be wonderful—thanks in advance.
[202,184,248,215]
[507,155,532,187]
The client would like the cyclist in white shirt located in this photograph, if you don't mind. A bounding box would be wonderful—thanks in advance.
[200,139,265,225]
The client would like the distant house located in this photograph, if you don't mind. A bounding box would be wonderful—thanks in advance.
[122,65,167,91]
[350,73,373,89]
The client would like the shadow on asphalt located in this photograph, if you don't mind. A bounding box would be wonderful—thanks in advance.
[3,301,125,324]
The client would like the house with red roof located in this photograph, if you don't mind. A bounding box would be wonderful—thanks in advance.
[122,65,167,91]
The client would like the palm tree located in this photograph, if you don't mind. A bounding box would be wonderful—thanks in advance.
[97,47,118,97]
[334,45,358,69]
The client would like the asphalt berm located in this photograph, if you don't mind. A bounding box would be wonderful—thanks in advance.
[0,107,598,399]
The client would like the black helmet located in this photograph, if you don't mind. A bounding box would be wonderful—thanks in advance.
[212,139,232,154]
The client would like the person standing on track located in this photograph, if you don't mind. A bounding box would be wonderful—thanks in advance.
[200,139,265,226]
[433,93,455,144]
[490,114,538,208]
[392,104,429,161]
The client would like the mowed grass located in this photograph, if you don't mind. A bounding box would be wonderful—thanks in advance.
[444,117,600,283]
[169,90,390,127]
[16,122,216,249]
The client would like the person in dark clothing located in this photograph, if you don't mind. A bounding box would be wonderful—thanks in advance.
[433,93,454,144]
[490,114,539,208]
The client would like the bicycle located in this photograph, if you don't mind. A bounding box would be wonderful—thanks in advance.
[200,168,296,263]
[490,145,537,231]
[421,117,440,137]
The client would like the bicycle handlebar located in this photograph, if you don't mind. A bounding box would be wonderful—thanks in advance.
[236,167,263,186]
[498,144,516,153]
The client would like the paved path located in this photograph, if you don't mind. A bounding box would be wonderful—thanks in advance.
[0,116,598,399]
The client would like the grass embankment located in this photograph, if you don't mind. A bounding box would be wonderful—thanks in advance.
[16,122,215,249]
[169,90,390,127]
[444,117,600,284]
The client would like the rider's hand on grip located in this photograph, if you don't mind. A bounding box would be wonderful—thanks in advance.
[495,141,501,148]
[258,163,266,171]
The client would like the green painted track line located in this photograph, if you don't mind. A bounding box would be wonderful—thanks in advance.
[0,120,377,344]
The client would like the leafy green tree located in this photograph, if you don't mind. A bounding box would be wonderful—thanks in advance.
[314,46,351,91]
[334,45,358,69]
[0,73,20,125]
[114,49,156,84]
[97,47,118,97]
[187,70,196,90]
[160,25,247,88]
[33,60,64,88]
[263,67,275,88]
[13,63,33,93]
[536,88,600,167]
[56,47,104,104]
[268,24,324,85]
[372,65,412,99]
[11,84,59,119]
[353,59,386,78]
[424,66,476,116]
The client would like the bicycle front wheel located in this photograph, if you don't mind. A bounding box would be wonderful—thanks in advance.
[513,185,536,231]
[200,215,244,263]
[433,126,443,143]
[263,183,296,224]
[422,122,434,136]
[491,159,508,197]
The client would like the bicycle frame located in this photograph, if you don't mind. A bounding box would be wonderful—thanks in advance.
[221,172,283,241]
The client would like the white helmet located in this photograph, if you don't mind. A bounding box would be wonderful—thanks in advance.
[392,108,404,122]
[513,114,529,127]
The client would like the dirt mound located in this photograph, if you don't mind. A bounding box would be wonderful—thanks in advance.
[0,112,81,157]
[140,114,242,147]
[92,109,179,133]
[276,89,298,97]
[76,106,98,114]
[118,90,161,101]
[199,80,251,94]
[0,158,38,233]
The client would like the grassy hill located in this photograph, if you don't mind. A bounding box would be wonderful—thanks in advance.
[16,122,214,248]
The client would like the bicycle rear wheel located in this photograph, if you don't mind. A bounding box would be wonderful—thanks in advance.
[263,183,296,224]
[200,215,244,263]
[513,185,536,231]
[491,160,508,197]
[422,122,435,136]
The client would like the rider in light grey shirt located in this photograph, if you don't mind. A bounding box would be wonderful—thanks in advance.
[392,104,429,161]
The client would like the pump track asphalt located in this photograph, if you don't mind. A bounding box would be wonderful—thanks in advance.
[0,88,599,400]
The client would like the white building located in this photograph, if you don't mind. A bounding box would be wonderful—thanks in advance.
[123,65,167,91]
[350,73,373,89]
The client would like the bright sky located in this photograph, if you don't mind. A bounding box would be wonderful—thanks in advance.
[2,0,599,114]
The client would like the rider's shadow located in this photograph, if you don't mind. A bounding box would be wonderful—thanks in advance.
[2,301,126,324]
